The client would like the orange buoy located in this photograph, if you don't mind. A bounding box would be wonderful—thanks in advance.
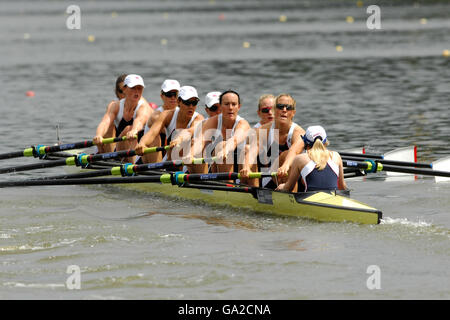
[26,91,35,97]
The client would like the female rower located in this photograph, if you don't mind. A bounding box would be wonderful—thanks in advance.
[189,90,251,177]
[204,91,222,118]
[135,85,204,163]
[254,94,275,128]
[93,74,153,162]
[142,79,181,163]
[240,93,305,188]
[276,125,347,193]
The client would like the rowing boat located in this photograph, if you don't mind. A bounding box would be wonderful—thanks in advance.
[57,150,382,225]
[119,181,382,225]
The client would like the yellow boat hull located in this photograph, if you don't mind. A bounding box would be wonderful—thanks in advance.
[117,181,382,225]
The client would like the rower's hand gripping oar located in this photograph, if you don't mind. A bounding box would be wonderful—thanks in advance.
[0,136,135,161]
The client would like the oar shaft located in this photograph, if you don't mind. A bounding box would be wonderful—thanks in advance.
[341,156,432,169]
[343,160,450,178]
[0,146,171,175]
[0,136,129,160]
[338,152,383,159]
[0,176,165,188]
[0,158,69,174]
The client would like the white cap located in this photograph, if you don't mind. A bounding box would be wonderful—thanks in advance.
[205,91,221,108]
[124,74,145,88]
[161,79,180,93]
[179,86,199,101]
[303,125,327,147]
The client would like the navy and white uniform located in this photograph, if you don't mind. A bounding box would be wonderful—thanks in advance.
[114,98,145,140]
[300,158,339,191]
[162,107,199,162]
[258,122,297,188]
[206,114,245,174]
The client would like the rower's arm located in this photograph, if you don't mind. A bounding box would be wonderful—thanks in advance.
[241,127,259,173]
[224,120,251,157]
[94,101,118,144]
[147,109,161,128]
[334,152,347,190]
[278,155,304,192]
[135,111,168,155]
[171,114,206,148]
[277,127,305,176]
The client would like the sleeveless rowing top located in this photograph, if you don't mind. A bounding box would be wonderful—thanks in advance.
[114,98,144,139]
[208,114,244,150]
[205,114,245,173]
[300,158,339,192]
[259,122,297,188]
[162,107,199,161]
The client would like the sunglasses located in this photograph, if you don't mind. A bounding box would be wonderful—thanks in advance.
[260,107,272,114]
[163,91,178,98]
[207,104,219,112]
[181,99,199,106]
[276,104,295,111]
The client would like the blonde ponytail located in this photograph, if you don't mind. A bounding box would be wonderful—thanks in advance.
[307,139,330,170]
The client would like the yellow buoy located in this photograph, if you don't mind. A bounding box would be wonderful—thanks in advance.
[420,18,427,24]
[279,15,287,22]
[336,45,343,52]
[443,50,450,57]
[23,33,31,40]
[161,38,168,45]
[111,12,118,18]
[87,35,95,42]
[346,16,354,23]
[356,0,363,8]
[243,41,250,48]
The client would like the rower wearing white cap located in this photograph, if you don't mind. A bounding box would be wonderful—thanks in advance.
[240,93,305,188]
[276,125,347,192]
[142,79,181,163]
[189,90,251,178]
[94,74,153,162]
[135,85,204,163]
[204,91,222,118]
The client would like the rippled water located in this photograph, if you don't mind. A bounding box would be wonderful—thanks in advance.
[0,0,449,300]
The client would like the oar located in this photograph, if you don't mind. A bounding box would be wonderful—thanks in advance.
[343,160,450,178]
[0,136,134,160]
[0,146,170,175]
[338,146,416,162]
[338,152,383,159]
[0,176,164,188]
[0,171,275,188]
[341,156,432,169]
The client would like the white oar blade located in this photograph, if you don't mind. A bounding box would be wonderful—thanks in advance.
[433,156,450,183]
[340,147,365,154]
[384,146,416,177]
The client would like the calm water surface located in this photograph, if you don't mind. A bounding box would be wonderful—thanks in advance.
[0,0,449,300]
